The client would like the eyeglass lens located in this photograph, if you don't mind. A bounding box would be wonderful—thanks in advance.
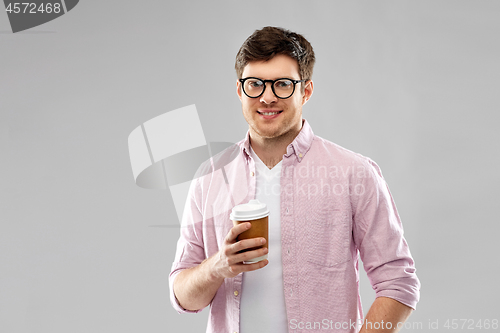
[243,79,294,98]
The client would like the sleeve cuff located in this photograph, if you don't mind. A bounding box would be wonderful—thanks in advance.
[375,288,420,310]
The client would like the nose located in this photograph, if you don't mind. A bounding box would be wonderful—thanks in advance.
[260,82,277,104]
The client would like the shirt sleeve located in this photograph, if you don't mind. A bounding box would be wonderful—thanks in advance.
[168,176,207,314]
[352,158,421,309]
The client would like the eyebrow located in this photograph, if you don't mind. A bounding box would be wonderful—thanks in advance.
[241,76,301,80]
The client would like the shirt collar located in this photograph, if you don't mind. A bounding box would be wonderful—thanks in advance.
[241,119,314,163]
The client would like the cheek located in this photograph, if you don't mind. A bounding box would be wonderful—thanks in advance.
[242,98,257,110]
[241,100,254,115]
[293,96,305,108]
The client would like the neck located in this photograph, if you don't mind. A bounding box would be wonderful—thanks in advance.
[249,122,303,169]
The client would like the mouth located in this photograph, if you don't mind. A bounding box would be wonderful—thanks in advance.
[257,110,283,116]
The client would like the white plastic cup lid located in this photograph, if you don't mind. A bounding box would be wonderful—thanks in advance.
[230,199,269,221]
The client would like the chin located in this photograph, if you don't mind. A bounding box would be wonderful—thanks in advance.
[256,127,286,139]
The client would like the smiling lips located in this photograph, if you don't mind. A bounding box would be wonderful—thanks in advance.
[257,110,283,117]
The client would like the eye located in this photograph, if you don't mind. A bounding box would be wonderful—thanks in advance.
[275,80,292,88]
[247,79,263,88]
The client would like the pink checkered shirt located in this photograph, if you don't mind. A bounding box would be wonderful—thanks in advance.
[169,120,420,333]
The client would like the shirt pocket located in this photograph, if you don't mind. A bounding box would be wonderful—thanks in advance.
[305,209,351,267]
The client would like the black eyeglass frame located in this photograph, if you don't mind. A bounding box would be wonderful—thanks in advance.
[239,77,307,99]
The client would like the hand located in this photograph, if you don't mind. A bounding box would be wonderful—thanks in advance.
[209,222,269,280]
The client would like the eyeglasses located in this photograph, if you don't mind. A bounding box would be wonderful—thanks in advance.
[239,77,307,99]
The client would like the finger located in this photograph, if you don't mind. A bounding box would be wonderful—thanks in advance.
[225,222,251,244]
[228,246,268,265]
[231,259,269,273]
[232,237,266,254]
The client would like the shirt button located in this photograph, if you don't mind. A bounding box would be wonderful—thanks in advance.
[286,207,289,214]
[234,290,239,296]
[287,249,290,254]
[250,171,255,177]
[298,153,303,158]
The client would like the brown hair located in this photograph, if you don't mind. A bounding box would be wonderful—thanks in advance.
[235,26,315,82]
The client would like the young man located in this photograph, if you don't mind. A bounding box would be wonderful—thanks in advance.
[170,27,420,333]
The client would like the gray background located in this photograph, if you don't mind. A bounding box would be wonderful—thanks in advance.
[1,1,499,332]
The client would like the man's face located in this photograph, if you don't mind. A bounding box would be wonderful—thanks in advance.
[237,54,313,141]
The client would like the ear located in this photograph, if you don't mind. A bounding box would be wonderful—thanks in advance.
[302,80,314,105]
[236,79,243,101]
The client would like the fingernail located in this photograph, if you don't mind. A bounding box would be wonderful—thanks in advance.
[261,238,266,244]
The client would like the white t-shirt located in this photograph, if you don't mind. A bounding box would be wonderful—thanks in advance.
[239,147,288,333]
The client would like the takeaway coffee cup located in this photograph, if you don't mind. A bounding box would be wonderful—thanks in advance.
[230,199,269,263]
